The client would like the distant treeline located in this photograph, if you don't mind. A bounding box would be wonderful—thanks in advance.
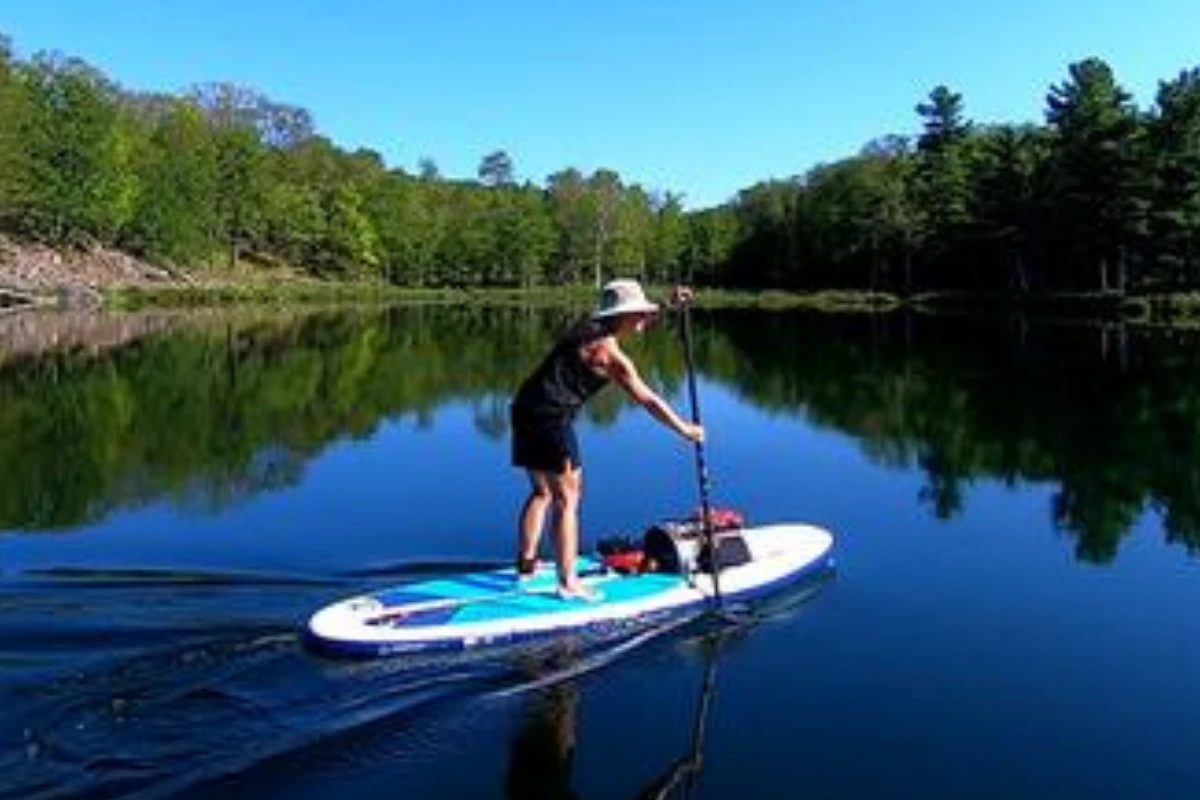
[0,33,695,287]
[1,31,1198,294]
[721,61,1200,295]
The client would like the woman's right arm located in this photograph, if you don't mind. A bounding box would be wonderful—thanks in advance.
[602,345,704,443]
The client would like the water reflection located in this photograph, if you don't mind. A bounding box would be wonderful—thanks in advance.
[2,307,1200,562]
[711,311,1200,560]
[0,559,824,800]
[505,668,581,800]
[503,572,833,800]
[504,655,716,800]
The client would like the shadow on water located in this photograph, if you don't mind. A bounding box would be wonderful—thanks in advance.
[0,558,833,800]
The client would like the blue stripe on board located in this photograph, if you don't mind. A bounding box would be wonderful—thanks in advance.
[373,558,608,606]
[453,574,686,623]
[383,576,511,603]
[457,574,521,592]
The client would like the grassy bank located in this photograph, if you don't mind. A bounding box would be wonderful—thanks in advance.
[104,280,903,312]
[1122,293,1200,325]
[694,288,901,312]
[105,281,600,310]
[910,290,1200,326]
[91,279,1200,326]
[109,281,457,310]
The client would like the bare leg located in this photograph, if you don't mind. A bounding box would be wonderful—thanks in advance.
[518,471,553,571]
[548,464,585,590]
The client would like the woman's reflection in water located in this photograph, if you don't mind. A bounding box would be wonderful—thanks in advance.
[505,678,582,800]
[502,636,714,800]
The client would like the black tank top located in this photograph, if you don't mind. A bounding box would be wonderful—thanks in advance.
[513,318,611,419]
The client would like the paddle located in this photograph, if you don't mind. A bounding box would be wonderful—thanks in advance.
[676,290,724,609]
[631,621,728,800]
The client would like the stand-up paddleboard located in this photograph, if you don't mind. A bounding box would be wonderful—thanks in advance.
[306,519,835,658]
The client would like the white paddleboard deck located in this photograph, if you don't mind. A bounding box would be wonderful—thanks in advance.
[307,523,834,657]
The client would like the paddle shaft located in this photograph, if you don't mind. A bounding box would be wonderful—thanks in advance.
[678,299,724,607]
[682,632,721,797]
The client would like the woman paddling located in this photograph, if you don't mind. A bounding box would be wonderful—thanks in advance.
[510,279,704,600]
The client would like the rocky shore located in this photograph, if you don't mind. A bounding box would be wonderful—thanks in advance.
[0,235,185,311]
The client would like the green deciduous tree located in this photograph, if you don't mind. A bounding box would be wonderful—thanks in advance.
[546,168,591,284]
[324,183,381,276]
[646,191,687,285]
[13,55,135,246]
[587,169,623,288]
[729,180,797,287]
[0,34,28,227]
[684,207,738,285]
[213,124,267,267]
[127,100,218,263]
[610,184,652,278]
[492,185,555,287]
[262,178,325,267]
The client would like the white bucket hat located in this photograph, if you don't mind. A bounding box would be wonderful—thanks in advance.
[592,279,660,319]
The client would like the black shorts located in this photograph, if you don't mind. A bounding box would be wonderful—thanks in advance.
[510,405,580,473]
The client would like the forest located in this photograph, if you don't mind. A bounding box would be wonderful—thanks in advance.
[1,30,1198,295]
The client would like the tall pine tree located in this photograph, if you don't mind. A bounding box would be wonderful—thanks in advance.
[1045,58,1149,292]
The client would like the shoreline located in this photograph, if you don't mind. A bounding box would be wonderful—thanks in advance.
[5,236,1200,324]
[96,282,1200,327]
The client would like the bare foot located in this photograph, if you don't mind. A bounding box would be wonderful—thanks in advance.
[557,582,603,602]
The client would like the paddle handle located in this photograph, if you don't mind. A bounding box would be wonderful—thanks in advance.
[678,296,724,607]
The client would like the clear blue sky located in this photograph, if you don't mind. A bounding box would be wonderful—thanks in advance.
[3,0,1198,208]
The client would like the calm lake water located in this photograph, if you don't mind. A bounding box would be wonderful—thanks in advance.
[1,304,1198,800]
